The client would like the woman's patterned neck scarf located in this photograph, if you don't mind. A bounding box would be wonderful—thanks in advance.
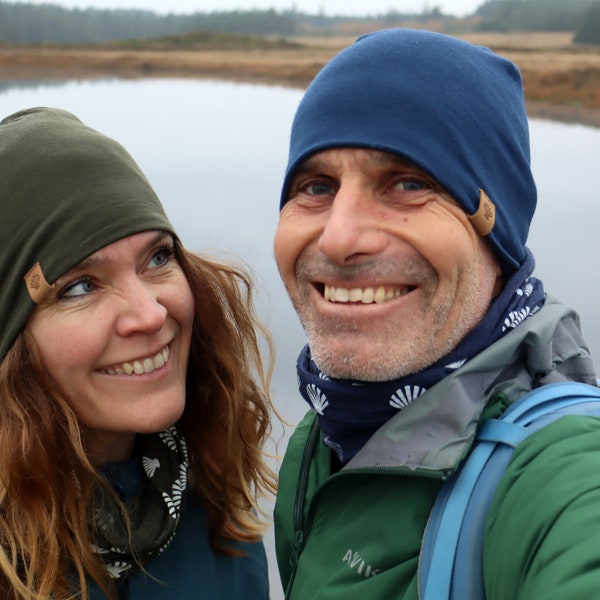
[297,250,545,465]
[93,426,188,579]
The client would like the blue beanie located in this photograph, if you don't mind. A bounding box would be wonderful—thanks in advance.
[280,29,536,274]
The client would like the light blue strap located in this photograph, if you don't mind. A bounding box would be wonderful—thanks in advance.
[477,419,530,447]
[420,381,600,600]
[500,382,600,423]
[421,419,528,599]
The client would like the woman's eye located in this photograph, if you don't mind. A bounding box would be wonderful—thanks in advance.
[150,246,174,268]
[61,278,96,298]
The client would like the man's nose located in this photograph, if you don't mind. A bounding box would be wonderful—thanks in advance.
[317,185,388,265]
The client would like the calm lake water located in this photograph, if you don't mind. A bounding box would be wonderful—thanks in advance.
[2,77,600,599]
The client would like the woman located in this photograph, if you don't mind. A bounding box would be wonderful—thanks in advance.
[0,107,276,599]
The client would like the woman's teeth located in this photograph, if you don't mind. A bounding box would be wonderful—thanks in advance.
[102,346,169,375]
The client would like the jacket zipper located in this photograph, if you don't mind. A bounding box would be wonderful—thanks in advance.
[285,415,448,598]
[285,417,320,597]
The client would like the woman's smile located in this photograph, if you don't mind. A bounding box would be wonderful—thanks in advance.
[99,345,170,376]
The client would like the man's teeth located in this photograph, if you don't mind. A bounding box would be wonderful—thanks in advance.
[103,347,169,375]
[324,285,407,304]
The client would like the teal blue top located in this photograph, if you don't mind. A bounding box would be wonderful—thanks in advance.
[122,496,268,599]
[89,457,269,599]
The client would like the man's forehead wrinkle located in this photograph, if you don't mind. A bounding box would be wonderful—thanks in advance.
[299,149,416,172]
[365,150,411,168]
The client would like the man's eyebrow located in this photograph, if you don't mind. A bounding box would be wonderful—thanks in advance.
[295,151,418,175]
[364,151,416,169]
[292,156,326,176]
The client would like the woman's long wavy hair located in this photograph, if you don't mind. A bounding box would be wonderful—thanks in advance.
[0,240,277,599]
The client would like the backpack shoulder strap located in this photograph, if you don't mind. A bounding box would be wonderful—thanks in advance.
[419,381,600,600]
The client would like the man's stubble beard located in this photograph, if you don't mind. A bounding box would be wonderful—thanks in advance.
[291,257,492,383]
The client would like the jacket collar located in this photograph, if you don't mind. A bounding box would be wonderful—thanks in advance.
[345,296,596,474]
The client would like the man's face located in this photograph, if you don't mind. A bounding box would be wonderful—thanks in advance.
[274,148,503,382]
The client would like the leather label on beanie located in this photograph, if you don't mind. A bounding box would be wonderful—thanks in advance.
[468,189,496,236]
[24,262,55,304]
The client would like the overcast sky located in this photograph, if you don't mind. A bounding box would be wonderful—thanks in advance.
[12,0,483,18]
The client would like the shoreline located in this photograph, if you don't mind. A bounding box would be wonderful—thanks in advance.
[1,33,600,128]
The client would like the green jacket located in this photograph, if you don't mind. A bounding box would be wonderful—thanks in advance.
[274,296,599,599]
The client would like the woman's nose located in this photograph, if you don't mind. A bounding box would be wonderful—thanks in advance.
[114,279,167,337]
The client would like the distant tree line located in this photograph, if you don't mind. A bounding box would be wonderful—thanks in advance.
[574,1,600,43]
[0,0,599,45]
[0,2,441,44]
[476,0,598,34]
[0,3,298,43]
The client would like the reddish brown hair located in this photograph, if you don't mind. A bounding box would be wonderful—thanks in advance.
[0,243,276,599]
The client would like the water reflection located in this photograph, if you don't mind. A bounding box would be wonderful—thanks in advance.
[1,78,599,599]
[0,78,73,93]
[528,118,600,365]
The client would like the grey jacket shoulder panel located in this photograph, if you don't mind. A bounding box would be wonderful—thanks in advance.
[345,296,595,473]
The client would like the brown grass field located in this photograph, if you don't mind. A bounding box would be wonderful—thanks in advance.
[1,31,600,126]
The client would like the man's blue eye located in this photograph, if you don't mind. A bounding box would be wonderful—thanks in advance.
[306,182,333,195]
[399,180,426,191]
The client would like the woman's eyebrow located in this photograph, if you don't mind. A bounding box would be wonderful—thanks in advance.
[55,231,172,280]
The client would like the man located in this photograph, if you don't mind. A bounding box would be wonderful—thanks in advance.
[273,29,600,599]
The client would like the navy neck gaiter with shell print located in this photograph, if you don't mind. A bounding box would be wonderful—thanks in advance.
[296,249,544,465]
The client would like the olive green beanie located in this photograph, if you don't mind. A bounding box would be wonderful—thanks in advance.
[0,107,176,361]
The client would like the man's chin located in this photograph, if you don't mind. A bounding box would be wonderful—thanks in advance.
[308,346,413,383]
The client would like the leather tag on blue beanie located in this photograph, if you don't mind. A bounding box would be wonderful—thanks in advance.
[468,190,496,237]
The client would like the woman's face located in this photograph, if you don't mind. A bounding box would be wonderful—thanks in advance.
[26,231,195,464]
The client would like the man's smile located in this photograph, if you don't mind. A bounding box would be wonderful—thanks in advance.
[322,284,415,304]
